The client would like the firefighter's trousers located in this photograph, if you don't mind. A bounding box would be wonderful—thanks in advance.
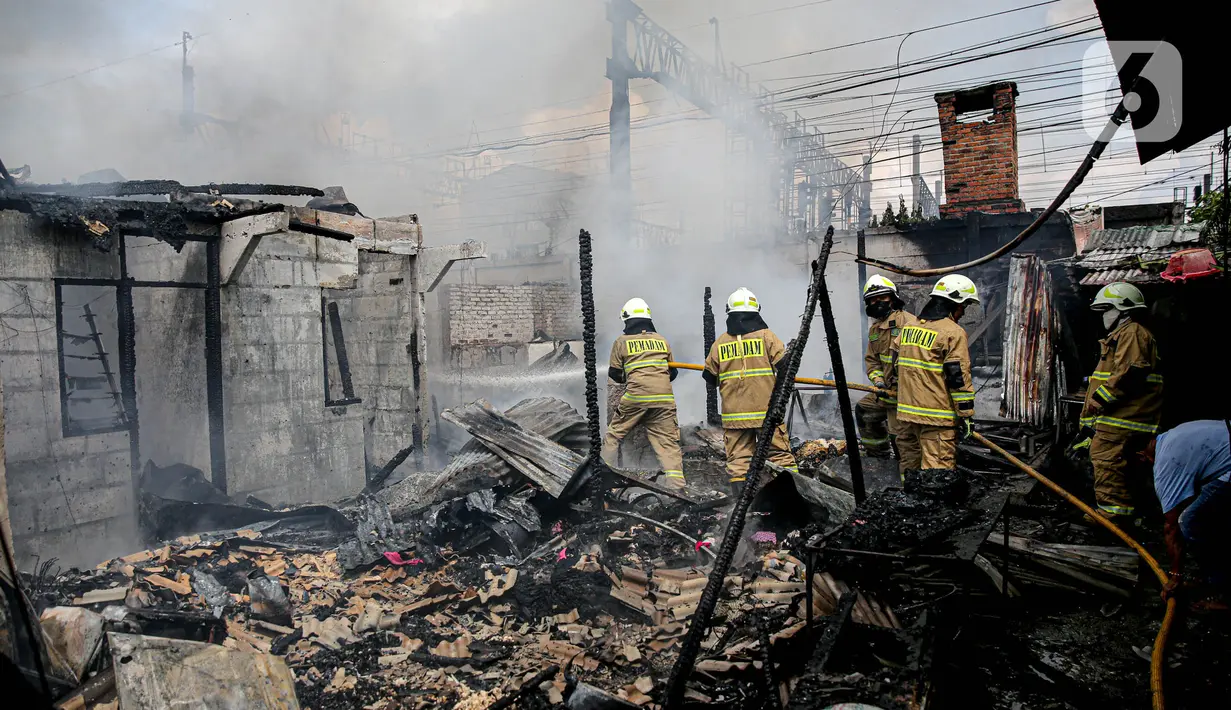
[856,392,892,453]
[724,423,798,483]
[897,422,955,470]
[1090,428,1151,517]
[603,402,684,481]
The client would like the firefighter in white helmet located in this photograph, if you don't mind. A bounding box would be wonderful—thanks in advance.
[1069,282,1162,520]
[703,288,799,489]
[857,275,919,476]
[603,298,686,488]
[893,274,979,474]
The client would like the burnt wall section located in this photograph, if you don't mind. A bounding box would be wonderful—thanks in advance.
[327,252,417,479]
[220,232,364,506]
[440,282,581,367]
[0,210,135,568]
[935,82,1024,218]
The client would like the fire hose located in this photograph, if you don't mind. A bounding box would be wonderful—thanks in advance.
[667,361,884,394]
[972,432,1173,710]
[664,362,1173,708]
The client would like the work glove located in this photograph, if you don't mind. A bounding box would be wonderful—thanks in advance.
[873,377,887,389]
[955,417,973,440]
[1068,426,1095,455]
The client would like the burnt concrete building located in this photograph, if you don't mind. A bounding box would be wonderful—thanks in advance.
[0,182,484,567]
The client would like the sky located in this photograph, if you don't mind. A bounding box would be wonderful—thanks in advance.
[0,0,1218,222]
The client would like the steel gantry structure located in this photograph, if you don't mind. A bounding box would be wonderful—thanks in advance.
[606,0,871,243]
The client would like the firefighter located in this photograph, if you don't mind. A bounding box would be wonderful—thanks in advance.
[855,274,920,475]
[894,275,978,471]
[703,288,799,489]
[603,298,686,489]
[1069,282,1163,520]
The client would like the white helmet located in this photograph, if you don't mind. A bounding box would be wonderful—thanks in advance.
[930,275,980,305]
[620,297,652,322]
[726,287,760,313]
[863,274,899,301]
[1091,282,1146,311]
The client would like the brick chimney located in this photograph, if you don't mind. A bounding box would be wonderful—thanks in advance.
[935,82,1024,218]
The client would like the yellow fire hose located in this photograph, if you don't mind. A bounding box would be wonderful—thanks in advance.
[667,361,884,394]
[667,361,1173,708]
[971,432,1174,710]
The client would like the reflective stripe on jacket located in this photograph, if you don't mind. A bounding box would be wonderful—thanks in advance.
[894,317,973,426]
[1080,320,1162,434]
[865,309,917,405]
[705,328,785,429]
[610,333,675,408]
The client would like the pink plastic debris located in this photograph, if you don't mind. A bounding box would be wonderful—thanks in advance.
[383,552,424,566]
[557,548,568,561]
[695,540,712,551]
[551,521,564,534]
[751,531,777,544]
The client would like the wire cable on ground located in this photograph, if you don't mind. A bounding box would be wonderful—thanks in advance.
[971,431,1174,710]
[857,100,1130,277]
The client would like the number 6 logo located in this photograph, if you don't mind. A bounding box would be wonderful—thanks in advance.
[1083,40,1182,144]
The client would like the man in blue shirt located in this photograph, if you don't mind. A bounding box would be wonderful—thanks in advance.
[1149,419,1231,602]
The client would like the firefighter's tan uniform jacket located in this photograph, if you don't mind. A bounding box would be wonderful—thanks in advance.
[610,333,675,408]
[705,327,797,481]
[894,317,974,425]
[866,310,918,406]
[1079,319,1163,518]
[705,329,785,428]
[892,316,972,470]
[604,332,684,482]
[1080,320,1163,435]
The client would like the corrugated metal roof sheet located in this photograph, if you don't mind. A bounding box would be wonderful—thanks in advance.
[1079,268,1164,286]
[1081,223,1204,255]
[1075,223,1207,285]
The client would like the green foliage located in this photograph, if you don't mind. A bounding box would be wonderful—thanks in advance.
[1191,189,1226,236]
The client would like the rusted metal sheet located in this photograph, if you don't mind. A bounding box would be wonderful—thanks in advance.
[1001,254,1062,426]
[108,632,300,709]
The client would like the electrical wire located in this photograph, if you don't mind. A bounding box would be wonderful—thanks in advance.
[742,0,1062,67]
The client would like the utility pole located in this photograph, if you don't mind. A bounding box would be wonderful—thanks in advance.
[180,31,195,134]
[911,134,922,210]
[709,17,724,71]
[607,2,635,242]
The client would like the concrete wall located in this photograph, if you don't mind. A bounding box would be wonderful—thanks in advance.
[221,231,365,505]
[0,210,136,568]
[328,252,418,477]
[127,238,211,473]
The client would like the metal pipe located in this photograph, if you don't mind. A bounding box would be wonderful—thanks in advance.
[668,361,883,394]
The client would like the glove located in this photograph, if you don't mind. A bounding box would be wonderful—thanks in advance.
[956,417,973,440]
[873,377,887,389]
[1068,426,1095,454]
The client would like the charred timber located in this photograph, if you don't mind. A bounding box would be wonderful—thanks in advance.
[814,228,867,504]
[664,225,832,709]
[14,180,325,198]
[703,286,720,427]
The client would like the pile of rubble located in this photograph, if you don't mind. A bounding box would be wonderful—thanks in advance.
[20,399,1178,709]
[20,396,878,709]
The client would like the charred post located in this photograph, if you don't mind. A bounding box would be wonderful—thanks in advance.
[664,226,832,709]
[578,229,602,462]
[815,229,867,504]
[703,286,719,427]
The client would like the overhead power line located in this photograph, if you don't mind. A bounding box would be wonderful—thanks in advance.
[743,0,1063,67]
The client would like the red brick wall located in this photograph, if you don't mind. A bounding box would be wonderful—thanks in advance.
[936,82,1024,218]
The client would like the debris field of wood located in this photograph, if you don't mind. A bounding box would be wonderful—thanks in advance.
[22,395,1197,709]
